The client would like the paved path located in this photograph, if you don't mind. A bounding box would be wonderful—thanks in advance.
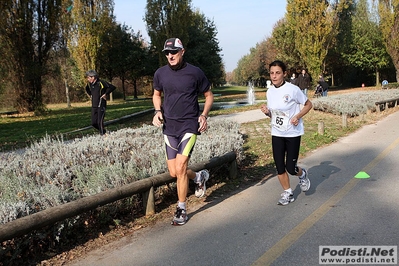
[69,109,399,266]
[210,108,267,124]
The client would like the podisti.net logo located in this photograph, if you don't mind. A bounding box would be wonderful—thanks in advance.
[319,246,397,264]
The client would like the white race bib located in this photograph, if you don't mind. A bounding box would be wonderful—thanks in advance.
[271,109,290,131]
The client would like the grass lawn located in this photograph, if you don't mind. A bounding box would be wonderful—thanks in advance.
[0,99,154,151]
[0,85,260,151]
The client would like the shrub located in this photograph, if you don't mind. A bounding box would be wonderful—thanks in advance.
[312,89,399,116]
[0,120,244,224]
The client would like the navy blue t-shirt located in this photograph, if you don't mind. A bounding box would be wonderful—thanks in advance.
[153,63,211,137]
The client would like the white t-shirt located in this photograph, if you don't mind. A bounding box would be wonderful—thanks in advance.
[266,82,308,137]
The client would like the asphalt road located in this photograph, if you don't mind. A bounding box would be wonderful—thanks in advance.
[69,109,399,266]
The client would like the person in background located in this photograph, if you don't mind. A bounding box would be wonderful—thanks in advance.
[297,68,311,96]
[318,75,329,97]
[290,72,298,86]
[152,37,214,225]
[85,70,116,135]
[260,60,313,205]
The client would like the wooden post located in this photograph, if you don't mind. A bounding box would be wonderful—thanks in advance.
[142,186,155,216]
[318,121,324,135]
[229,159,237,179]
[342,113,347,128]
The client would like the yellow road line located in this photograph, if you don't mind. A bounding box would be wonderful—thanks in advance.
[252,136,399,266]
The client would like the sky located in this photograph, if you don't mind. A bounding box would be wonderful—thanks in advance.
[113,1,287,72]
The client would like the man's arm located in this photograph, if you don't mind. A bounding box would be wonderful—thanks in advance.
[201,90,214,118]
[152,89,163,127]
[106,82,116,94]
[198,89,213,133]
[85,84,91,96]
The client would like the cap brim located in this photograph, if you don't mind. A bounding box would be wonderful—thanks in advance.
[162,47,181,52]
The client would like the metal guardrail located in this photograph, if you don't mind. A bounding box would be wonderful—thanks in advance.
[0,151,237,242]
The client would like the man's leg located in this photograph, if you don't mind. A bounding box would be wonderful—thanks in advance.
[98,107,106,135]
[175,154,190,203]
[91,108,99,131]
[166,156,192,203]
[165,133,197,225]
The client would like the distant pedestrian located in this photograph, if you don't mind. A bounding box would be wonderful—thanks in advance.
[85,70,116,135]
[152,37,214,225]
[297,68,311,96]
[290,73,298,86]
[318,75,329,97]
[260,60,313,205]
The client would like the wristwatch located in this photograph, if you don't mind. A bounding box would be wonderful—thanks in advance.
[154,110,161,115]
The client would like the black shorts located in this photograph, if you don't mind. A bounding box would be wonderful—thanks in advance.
[164,133,197,160]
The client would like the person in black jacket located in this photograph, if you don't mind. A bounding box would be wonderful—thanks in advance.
[85,70,116,135]
[318,76,329,97]
[297,68,311,96]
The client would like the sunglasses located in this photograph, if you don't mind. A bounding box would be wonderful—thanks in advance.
[164,50,180,56]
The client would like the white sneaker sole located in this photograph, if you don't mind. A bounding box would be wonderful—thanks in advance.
[278,198,295,205]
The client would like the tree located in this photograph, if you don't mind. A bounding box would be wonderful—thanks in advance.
[256,37,280,85]
[286,0,338,80]
[185,11,224,87]
[232,37,277,87]
[58,0,78,108]
[145,0,193,66]
[68,0,115,85]
[325,0,355,86]
[127,32,158,100]
[145,1,224,86]
[271,18,302,68]
[342,0,391,86]
[377,0,399,82]
[234,55,252,85]
[0,0,63,113]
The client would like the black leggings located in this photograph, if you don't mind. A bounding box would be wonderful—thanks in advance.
[272,135,301,175]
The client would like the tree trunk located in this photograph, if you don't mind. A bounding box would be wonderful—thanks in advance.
[65,79,71,108]
[375,69,380,87]
[122,77,126,101]
[32,76,44,113]
[133,79,138,99]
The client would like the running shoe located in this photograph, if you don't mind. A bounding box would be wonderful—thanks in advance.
[299,168,310,192]
[195,169,210,198]
[171,206,188,226]
[278,191,295,205]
